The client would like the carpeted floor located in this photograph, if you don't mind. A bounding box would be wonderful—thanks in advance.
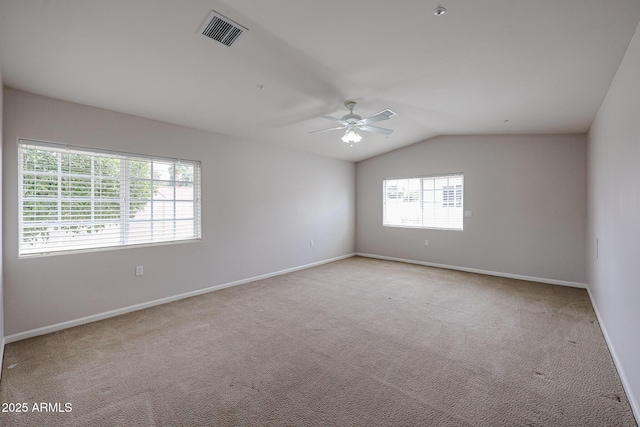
[0,256,636,426]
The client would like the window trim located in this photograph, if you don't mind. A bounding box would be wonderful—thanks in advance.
[18,139,202,257]
[382,173,464,231]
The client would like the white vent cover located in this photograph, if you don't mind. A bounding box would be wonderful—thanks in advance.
[374,108,397,118]
[199,11,247,47]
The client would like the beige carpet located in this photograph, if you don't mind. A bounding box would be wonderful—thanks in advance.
[0,256,636,426]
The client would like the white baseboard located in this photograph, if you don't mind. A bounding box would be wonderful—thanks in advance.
[586,287,640,424]
[0,337,5,382]
[4,253,356,344]
[356,253,587,288]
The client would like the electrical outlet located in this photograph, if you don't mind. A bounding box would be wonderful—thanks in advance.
[425,240,429,246]
[135,265,144,276]
[310,240,314,247]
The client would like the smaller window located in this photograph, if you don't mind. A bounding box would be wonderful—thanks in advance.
[383,173,464,230]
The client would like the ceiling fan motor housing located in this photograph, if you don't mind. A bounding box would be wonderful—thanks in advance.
[342,113,362,123]
[342,101,361,122]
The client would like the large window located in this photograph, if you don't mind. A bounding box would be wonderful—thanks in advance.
[383,174,464,230]
[18,139,201,256]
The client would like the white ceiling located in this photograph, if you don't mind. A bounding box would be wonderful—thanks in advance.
[1,1,639,162]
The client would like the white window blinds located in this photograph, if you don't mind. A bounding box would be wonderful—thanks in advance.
[18,139,202,256]
[383,174,464,230]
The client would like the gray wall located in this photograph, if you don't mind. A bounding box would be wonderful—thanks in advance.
[587,19,640,418]
[0,72,4,371]
[356,134,587,285]
[2,88,355,336]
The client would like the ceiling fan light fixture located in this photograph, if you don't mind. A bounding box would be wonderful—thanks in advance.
[342,128,362,144]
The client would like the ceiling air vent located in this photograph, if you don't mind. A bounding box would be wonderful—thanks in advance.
[374,108,397,118]
[199,11,247,47]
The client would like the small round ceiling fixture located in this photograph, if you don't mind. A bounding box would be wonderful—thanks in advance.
[433,6,446,16]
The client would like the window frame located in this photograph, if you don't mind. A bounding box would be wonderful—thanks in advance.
[382,173,464,231]
[18,139,202,257]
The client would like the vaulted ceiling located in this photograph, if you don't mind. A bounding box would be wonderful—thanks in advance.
[1,0,639,162]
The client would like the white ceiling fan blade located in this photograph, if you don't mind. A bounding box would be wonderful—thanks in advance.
[358,114,390,125]
[358,125,393,135]
[321,115,348,125]
[309,126,346,134]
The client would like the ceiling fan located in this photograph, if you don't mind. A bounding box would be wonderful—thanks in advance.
[309,101,396,145]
